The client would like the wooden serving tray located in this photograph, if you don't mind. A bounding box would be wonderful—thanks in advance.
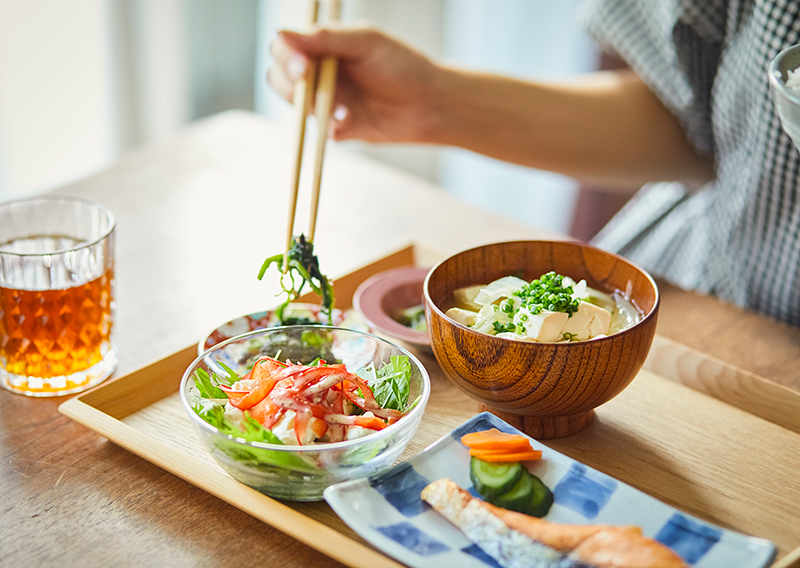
[59,244,800,567]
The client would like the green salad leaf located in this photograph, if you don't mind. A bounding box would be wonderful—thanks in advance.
[357,355,412,412]
[192,365,318,473]
[193,368,228,399]
[192,405,317,473]
[216,361,240,386]
[192,364,239,400]
[257,234,335,324]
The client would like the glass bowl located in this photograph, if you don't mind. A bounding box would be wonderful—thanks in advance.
[769,43,800,153]
[180,326,431,501]
[197,302,369,356]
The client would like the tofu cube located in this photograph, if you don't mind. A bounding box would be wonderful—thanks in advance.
[560,301,611,340]
[515,309,569,342]
[453,285,485,311]
[446,307,478,327]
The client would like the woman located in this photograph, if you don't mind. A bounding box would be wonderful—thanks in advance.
[268,1,800,326]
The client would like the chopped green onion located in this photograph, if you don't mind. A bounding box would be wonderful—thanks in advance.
[486,271,582,337]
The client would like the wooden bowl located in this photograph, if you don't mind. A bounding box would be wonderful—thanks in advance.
[423,240,659,439]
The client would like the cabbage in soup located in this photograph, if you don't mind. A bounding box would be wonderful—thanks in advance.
[445,271,642,343]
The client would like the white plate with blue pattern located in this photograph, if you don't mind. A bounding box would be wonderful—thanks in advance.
[324,412,776,568]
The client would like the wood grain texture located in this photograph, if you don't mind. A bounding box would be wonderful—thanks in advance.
[0,114,548,568]
[59,394,402,568]
[425,240,659,437]
[774,546,800,568]
[480,404,596,439]
[656,281,800,391]
[2,112,799,568]
[554,368,800,560]
[59,319,800,564]
[647,335,800,434]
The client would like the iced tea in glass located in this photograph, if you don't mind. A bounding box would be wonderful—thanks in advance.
[0,195,116,396]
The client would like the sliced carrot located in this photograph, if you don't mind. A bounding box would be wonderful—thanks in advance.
[461,428,533,452]
[467,446,533,456]
[309,417,328,439]
[350,415,389,431]
[465,438,532,452]
[469,448,543,462]
[251,357,285,381]
[226,380,276,410]
[227,361,283,410]
[219,384,250,405]
[248,397,282,429]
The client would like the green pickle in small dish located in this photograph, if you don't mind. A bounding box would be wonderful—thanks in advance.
[463,428,554,517]
[470,458,554,517]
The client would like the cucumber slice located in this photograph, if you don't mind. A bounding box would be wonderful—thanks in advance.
[493,470,535,513]
[527,473,554,518]
[470,457,522,499]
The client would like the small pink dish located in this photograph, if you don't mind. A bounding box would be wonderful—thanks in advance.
[353,266,431,348]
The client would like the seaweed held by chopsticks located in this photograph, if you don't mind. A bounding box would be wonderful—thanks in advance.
[257,235,335,324]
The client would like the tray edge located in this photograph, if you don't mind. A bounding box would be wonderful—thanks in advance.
[58,395,404,568]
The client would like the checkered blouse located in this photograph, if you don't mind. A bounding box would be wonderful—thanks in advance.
[582,0,800,325]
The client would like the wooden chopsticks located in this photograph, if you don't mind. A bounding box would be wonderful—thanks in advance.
[283,0,342,271]
[773,545,800,568]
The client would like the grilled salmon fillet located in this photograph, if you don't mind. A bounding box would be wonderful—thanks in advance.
[421,478,687,568]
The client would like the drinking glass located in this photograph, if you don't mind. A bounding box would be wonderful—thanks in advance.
[0,195,117,396]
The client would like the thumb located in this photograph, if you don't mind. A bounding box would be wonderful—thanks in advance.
[278,27,379,59]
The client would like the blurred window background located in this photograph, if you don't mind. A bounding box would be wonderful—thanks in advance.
[0,0,617,238]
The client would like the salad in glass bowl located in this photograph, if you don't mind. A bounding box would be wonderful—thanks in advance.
[180,325,430,501]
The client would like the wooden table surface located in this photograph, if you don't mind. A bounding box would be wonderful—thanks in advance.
[3,111,799,567]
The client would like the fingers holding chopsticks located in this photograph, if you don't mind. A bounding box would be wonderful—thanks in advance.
[267,25,443,144]
[276,27,381,59]
[269,34,359,140]
[266,65,298,103]
[328,101,352,140]
[266,26,382,109]
[269,34,311,83]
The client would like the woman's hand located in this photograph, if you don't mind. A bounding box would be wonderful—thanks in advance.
[268,26,442,143]
[269,27,712,189]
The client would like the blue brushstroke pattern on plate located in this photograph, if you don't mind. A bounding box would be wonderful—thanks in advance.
[324,412,776,568]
